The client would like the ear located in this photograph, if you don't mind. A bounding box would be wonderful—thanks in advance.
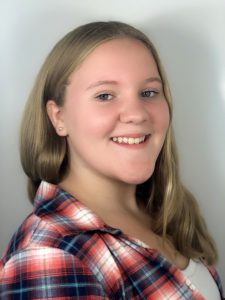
[46,100,67,136]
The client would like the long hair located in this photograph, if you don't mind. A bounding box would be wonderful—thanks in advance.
[20,21,217,264]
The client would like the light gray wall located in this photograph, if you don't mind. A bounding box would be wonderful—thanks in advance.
[1,0,224,288]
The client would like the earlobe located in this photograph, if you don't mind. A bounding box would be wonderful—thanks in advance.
[46,100,67,136]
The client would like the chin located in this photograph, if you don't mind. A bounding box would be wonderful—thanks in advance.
[121,168,154,185]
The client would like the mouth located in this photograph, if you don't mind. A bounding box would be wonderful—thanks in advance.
[110,134,150,145]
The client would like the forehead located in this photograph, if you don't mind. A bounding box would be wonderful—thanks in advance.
[68,38,159,85]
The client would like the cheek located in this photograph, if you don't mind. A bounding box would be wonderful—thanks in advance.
[154,101,170,131]
[64,104,116,138]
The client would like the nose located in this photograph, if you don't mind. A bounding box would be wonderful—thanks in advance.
[119,97,149,124]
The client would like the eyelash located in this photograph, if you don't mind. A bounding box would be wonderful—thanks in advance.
[95,90,159,102]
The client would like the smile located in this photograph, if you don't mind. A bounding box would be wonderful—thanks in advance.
[111,135,147,145]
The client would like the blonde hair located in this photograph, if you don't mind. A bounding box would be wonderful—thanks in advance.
[20,21,217,264]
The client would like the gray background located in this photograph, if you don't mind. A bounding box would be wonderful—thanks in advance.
[0,0,224,288]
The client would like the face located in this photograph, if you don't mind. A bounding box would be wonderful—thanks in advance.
[49,38,170,186]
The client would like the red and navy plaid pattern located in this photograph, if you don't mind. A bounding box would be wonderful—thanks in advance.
[0,181,224,299]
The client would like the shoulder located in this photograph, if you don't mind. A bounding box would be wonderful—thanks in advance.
[205,264,225,299]
[0,247,107,299]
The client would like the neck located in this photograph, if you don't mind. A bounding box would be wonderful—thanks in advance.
[60,167,140,217]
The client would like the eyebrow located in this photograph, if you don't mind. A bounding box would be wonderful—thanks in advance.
[86,80,118,90]
[86,77,162,90]
[144,77,162,84]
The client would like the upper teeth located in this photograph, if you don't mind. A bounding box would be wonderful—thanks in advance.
[112,136,146,144]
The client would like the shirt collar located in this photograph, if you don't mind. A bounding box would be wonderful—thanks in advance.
[33,181,121,236]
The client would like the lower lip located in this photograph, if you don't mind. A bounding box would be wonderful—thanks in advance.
[111,135,150,149]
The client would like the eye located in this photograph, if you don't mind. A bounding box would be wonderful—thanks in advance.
[141,90,158,98]
[96,93,113,101]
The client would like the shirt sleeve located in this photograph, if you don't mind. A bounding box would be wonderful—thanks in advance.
[0,247,108,299]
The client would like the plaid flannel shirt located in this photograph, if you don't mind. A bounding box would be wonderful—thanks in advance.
[0,181,224,299]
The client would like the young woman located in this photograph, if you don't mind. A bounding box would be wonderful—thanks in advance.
[0,21,223,299]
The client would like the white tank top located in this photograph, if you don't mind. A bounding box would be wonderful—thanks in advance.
[181,259,220,299]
